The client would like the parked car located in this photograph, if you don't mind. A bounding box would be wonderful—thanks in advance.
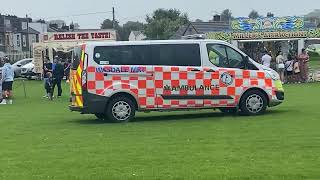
[21,59,37,79]
[307,44,320,56]
[12,58,33,77]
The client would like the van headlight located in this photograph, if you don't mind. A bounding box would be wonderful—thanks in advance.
[264,68,280,80]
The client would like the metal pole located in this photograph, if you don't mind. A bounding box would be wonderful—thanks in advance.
[3,15,7,54]
[26,14,31,58]
[112,7,115,28]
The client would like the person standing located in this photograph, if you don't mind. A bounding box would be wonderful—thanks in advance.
[276,51,285,83]
[298,48,310,83]
[43,57,53,98]
[43,57,53,75]
[52,58,64,98]
[64,59,71,83]
[1,57,14,104]
[261,51,272,68]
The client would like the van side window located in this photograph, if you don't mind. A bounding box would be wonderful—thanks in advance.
[206,44,228,68]
[151,44,201,66]
[225,46,245,69]
[94,45,151,65]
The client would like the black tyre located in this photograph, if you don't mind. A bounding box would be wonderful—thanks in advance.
[240,90,267,116]
[106,96,135,123]
[219,107,238,115]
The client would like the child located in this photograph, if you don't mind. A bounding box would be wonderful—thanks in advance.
[285,57,294,83]
[45,72,54,100]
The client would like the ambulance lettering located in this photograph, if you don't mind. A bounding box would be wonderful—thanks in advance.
[164,85,219,91]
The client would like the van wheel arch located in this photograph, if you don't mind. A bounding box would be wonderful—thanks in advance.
[108,92,139,111]
[239,88,269,115]
[240,88,269,106]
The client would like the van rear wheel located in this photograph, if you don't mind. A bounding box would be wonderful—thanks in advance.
[240,90,267,116]
[106,96,135,123]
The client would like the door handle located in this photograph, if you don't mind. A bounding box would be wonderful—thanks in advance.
[191,69,200,72]
[206,69,216,72]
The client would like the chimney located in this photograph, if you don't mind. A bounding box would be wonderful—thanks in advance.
[49,23,58,29]
[213,14,221,22]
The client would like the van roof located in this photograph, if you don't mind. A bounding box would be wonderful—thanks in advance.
[84,39,228,46]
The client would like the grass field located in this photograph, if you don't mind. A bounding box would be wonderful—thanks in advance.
[0,81,320,180]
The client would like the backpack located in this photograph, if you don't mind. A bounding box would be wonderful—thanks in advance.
[294,61,300,74]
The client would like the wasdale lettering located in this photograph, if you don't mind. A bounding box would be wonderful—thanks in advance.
[96,66,146,73]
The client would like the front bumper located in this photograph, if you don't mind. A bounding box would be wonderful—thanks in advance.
[269,91,285,107]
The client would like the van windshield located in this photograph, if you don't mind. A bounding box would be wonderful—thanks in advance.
[72,46,82,70]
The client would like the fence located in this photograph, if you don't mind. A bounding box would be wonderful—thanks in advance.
[4,52,31,63]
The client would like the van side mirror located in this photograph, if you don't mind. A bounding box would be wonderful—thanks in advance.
[244,56,249,69]
[17,64,22,67]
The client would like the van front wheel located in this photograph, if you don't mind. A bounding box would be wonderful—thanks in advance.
[106,96,135,123]
[240,90,267,116]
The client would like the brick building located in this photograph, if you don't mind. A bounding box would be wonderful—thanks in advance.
[0,14,40,61]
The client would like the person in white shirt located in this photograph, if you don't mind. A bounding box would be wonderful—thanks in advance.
[1,57,14,104]
[261,51,272,68]
[276,51,286,83]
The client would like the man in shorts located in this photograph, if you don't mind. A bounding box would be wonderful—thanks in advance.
[1,57,14,104]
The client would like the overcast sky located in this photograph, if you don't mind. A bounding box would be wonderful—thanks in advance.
[0,0,319,28]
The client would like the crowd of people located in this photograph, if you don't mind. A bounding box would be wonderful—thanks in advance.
[261,48,310,84]
[43,56,71,99]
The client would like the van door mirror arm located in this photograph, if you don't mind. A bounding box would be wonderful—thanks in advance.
[243,56,250,69]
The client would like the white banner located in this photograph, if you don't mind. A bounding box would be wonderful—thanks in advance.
[43,30,116,43]
[33,43,44,74]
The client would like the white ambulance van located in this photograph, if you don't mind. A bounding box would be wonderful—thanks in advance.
[69,40,284,122]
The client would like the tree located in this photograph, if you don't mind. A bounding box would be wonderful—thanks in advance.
[248,10,260,19]
[101,18,124,40]
[144,8,189,40]
[221,9,232,22]
[101,19,120,29]
[267,12,274,18]
[195,19,203,22]
[101,19,145,41]
[121,21,145,41]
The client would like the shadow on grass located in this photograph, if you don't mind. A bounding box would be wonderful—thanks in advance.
[70,109,289,125]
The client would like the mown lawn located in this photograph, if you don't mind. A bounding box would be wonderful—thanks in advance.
[0,81,320,180]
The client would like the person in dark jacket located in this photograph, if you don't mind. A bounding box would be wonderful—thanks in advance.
[52,58,64,97]
[44,72,54,100]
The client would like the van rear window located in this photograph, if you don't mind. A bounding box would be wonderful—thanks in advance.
[72,46,82,70]
[93,44,201,66]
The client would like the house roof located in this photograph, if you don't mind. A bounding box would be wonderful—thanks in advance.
[46,28,116,33]
[131,31,144,37]
[19,27,40,34]
[47,27,57,32]
[171,22,230,39]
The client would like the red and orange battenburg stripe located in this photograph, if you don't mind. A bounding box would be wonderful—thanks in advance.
[71,44,86,107]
